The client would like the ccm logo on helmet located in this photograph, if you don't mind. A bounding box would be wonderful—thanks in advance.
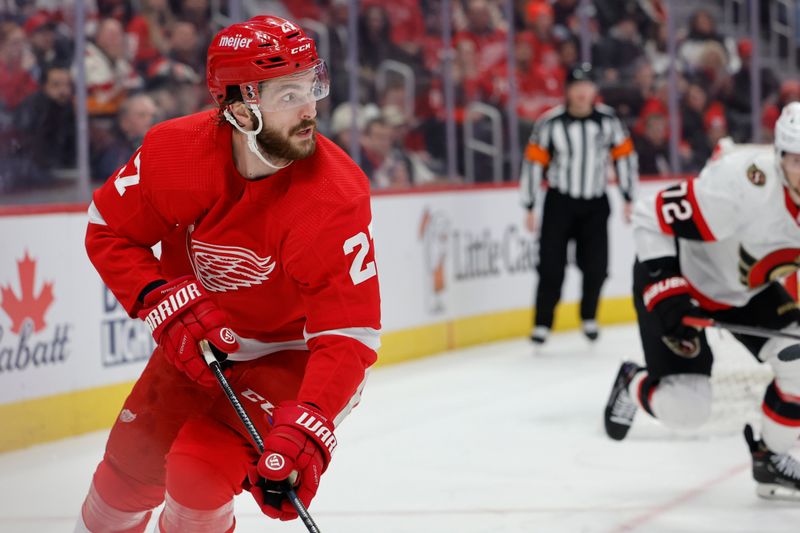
[218,34,253,50]
[291,43,311,55]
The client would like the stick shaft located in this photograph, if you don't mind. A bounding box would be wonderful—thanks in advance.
[683,317,800,341]
[199,341,322,533]
[207,358,265,452]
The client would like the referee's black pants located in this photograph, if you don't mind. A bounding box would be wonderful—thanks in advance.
[534,190,610,329]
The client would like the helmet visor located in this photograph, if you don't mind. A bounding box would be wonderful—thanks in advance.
[257,59,330,112]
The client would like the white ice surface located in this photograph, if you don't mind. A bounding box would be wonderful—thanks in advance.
[1,324,799,532]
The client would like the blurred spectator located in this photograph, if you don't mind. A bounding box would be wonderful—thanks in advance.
[383,104,440,184]
[361,116,420,188]
[361,116,404,186]
[145,20,203,88]
[85,17,144,116]
[326,0,351,106]
[455,0,508,78]
[594,0,664,36]
[0,22,38,114]
[681,81,711,166]
[24,10,72,81]
[551,0,579,34]
[248,0,294,20]
[762,81,800,142]
[556,34,578,68]
[601,59,655,128]
[633,111,670,175]
[592,16,643,82]
[703,102,728,151]
[523,0,557,59]
[166,19,204,74]
[177,0,209,24]
[126,0,175,73]
[677,100,728,172]
[488,32,564,123]
[358,4,413,97]
[144,63,204,120]
[725,38,779,142]
[329,102,378,152]
[362,0,425,57]
[693,39,733,102]
[3,66,75,190]
[92,93,158,181]
[643,22,670,77]
[177,0,213,52]
[97,0,133,22]
[678,9,740,75]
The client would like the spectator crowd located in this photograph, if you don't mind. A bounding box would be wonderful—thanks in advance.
[0,0,798,198]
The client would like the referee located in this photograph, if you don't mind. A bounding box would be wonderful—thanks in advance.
[520,63,638,345]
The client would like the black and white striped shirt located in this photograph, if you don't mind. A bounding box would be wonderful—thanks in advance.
[520,104,638,209]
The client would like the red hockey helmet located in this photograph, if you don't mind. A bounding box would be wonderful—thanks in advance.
[207,16,327,109]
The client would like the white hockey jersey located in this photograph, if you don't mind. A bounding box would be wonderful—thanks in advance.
[633,142,800,309]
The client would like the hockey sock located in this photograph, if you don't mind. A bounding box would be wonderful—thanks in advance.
[761,380,800,453]
[156,493,234,533]
[629,371,658,416]
[76,481,152,533]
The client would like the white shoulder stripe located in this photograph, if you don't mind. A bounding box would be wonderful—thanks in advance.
[304,326,381,351]
[87,201,107,225]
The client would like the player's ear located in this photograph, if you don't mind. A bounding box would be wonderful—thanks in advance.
[228,102,254,131]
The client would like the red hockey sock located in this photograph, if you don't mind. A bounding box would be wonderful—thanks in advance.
[79,480,153,533]
[79,457,165,532]
[156,492,235,533]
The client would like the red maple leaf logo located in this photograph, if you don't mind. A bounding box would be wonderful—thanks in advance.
[0,251,54,333]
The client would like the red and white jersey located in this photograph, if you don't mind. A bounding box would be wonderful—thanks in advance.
[633,142,800,309]
[86,110,381,421]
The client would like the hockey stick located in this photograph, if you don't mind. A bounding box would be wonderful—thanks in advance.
[682,317,800,342]
[199,340,323,533]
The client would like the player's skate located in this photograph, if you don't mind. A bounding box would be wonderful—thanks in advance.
[582,320,599,342]
[604,361,642,441]
[744,424,800,501]
[530,326,550,345]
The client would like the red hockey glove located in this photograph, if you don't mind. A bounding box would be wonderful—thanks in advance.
[641,258,705,358]
[247,402,335,521]
[137,276,238,386]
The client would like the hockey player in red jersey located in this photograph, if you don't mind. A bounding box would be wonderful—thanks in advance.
[603,102,800,500]
[75,15,381,532]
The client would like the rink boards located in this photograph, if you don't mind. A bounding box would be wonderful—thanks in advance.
[0,182,669,451]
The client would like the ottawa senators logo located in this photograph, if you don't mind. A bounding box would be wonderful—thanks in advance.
[746,163,766,186]
[739,245,800,288]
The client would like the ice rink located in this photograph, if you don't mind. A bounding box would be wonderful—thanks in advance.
[2,324,799,532]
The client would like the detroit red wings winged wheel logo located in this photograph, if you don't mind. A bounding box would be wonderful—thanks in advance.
[191,239,276,292]
[1,251,54,333]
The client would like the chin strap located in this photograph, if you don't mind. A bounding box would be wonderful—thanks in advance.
[223,104,291,171]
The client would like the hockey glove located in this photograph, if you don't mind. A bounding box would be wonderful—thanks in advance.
[247,402,335,521]
[641,258,705,358]
[137,276,238,386]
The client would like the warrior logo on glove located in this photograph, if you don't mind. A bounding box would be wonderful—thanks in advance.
[137,275,239,386]
[142,282,203,332]
[264,453,285,471]
[295,410,337,456]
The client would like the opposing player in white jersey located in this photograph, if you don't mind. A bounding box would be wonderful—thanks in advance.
[604,102,800,500]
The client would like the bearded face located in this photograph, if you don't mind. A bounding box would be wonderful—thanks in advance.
[253,112,318,161]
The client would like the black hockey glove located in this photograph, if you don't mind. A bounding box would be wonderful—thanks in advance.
[640,257,705,358]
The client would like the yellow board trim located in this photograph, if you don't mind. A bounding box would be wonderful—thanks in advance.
[0,296,635,452]
[0,381,134,452]
[378,295,635,365]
